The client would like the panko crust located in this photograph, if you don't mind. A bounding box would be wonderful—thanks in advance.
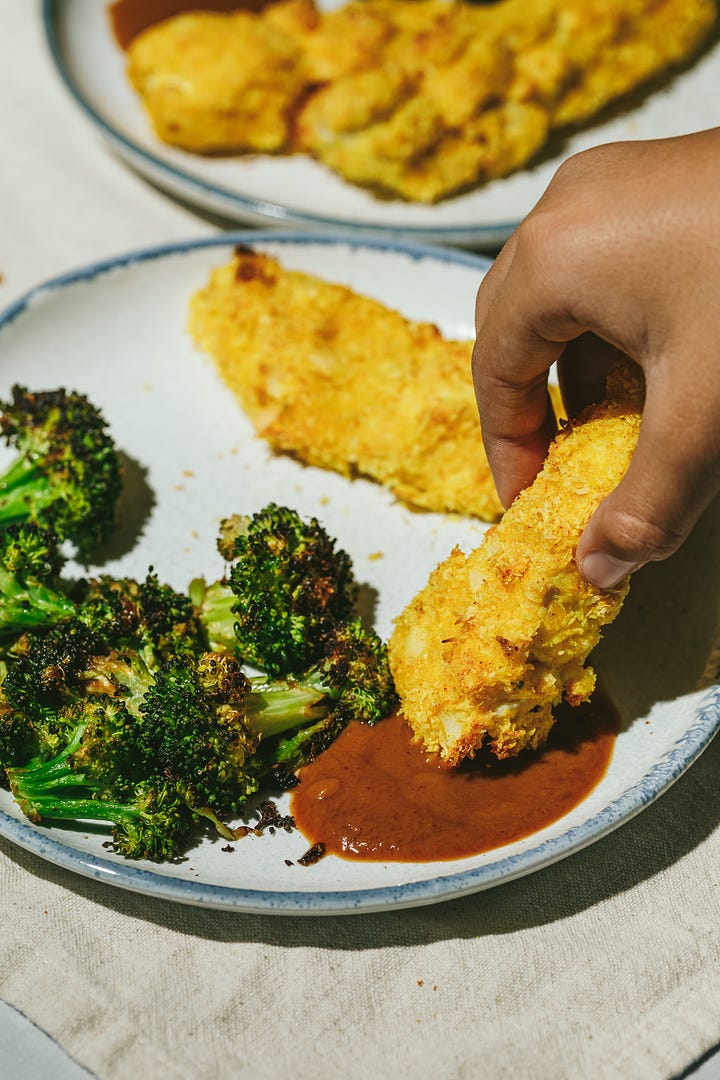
[388,365,644,763]
[126,0,716,202]
[126,10,307,153]
[188,248,505,521]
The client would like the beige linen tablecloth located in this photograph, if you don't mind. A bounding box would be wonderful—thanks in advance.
[1,6,719,1078]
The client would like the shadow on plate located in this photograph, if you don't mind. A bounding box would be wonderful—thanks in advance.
[90,450,155,565]
[593,492,720,723]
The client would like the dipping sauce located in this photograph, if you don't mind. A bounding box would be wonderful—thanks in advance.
[291,697,618,862]
[109,0,268,49]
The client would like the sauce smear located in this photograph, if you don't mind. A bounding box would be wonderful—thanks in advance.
[109,0,269,50]
[291,697,618,862]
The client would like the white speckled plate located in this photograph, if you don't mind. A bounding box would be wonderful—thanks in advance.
[43,1,720,248]
[0,233,718,914]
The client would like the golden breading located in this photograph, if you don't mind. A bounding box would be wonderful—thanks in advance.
[388,364,644,763]
[188,248,505,521]
[125,0,716,202]
[126,10,306,153]
[549,0,719,126]
[282,2,395,81]
[298,0,716,201]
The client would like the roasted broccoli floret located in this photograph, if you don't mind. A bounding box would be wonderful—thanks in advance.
[198,504,357,676]
[0,386,122,559]
[107,782,194,861]
[134,570,204,658]
[12,696,142,791]
[7,696,194,861]
[248,619,395,732]
[15,774,192,861]
[3,619,105,721]
[0,523,75,640]
[305,618,398,726]
[2,616,157,729]
[71,575,145,643]
[137,651,261,832]
[0,693,38,785]
[74,569,203,660]
[250,619,398,780]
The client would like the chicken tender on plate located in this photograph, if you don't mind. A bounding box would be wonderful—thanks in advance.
[388,362,644,763]
[126,10,307,153]
[189,247,509,520]
[125,0,716,202]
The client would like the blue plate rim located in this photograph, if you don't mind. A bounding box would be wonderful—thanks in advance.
[0,230,718,914]
[41,0,522,244]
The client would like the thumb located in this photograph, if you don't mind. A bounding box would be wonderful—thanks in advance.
[576,388,720,588]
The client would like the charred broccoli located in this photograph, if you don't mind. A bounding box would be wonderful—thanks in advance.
[137,651,261,834]
[7,694,193,861]
[0,693,38,783]
[251,620,398,782]
[0,523,75,640]
[0,386,122,559]
[2,619,105,722]
[215,504,357,676]
[7,652,258,856]
[6,669,251,860]
[74,570,203,661]
[0,432,397,862]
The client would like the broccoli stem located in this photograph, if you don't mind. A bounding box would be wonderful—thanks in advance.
[245,677,331,739]
[189,578,237,652]
[0,465,56,524]
[12,792,141,828]
[263,713,345,774]
[7,724,149,835]
[7,724,125,827]
[8,725,90,804]
[0,566,75,630]
[0,454,44,492]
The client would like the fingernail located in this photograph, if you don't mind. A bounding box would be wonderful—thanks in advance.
[579,552,639,589]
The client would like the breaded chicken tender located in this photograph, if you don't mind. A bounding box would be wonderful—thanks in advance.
[298,0,716,201]
[125,0,716,202]
[188,247,504,520]
[388,363,644,763]
[126,10,306,153]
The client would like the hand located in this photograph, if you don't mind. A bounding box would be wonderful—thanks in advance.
[472,127,720,588]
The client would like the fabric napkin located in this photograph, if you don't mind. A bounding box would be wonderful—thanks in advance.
[1,738,719,1080]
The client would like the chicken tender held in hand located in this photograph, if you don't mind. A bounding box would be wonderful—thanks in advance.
[388,363,644,763]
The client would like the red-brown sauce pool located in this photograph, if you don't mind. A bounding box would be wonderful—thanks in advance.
[109,0,270,49]
[291,696,618,862]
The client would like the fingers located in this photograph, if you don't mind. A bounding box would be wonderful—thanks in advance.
[472,131,720,576]
[577,371,720,587]
[473,228,517,335]
[473,227,577,507]
[472,365,558,508]
[557,335,619,418]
